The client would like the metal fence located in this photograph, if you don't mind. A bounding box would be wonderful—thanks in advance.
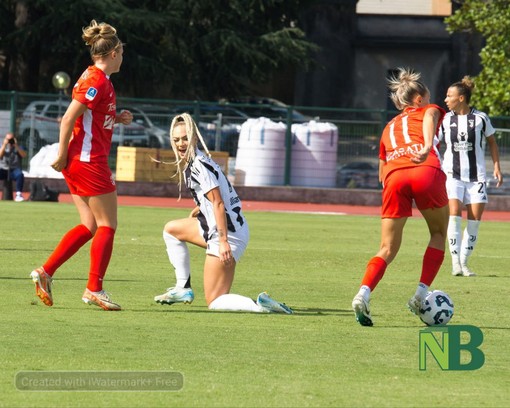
[2,90,510,193]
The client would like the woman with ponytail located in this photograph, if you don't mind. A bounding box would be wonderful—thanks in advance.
[439,76,503,277]
[352,68,449,326]
[30,20,132,311]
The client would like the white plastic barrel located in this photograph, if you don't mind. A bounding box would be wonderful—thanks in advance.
[234,118,286,186]
[290,121,338,188]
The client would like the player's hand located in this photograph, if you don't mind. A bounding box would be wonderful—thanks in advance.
[410,146,431,164]
[494,170,503,188]
[117,110,133,125]
[51,155,68,172]
[219,241,234,265]
[189,207,200,218]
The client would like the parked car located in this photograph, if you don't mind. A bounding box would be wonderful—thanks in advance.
[220,96,312,122]
[111,122,152,148]
[117,104,172,148]
[169,104,250,155]
[18,100,151,152]
[337,161,381,189]
[18,100,70,150]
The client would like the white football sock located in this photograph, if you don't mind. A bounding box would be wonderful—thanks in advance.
[163,231,191,288]
[208,294,265,313]
[460,220,480,266]
[358,285,371,301]
[447,215,462,260]
[414,282,429,300]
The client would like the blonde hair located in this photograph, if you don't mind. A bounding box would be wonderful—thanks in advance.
[82,20,122,60]
[450,75,475,104]
[388,67,430,110]
[169,113,211,198]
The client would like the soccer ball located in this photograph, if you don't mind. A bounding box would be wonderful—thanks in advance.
[419,290,454,326]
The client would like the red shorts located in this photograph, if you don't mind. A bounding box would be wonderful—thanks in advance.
[381,166,447,218]
[62,159,116,196]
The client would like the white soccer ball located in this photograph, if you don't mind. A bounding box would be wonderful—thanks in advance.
[419,290,454,326]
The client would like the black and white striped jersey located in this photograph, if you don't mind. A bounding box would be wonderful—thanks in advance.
[438,108,495,182]
[184,150,246,242]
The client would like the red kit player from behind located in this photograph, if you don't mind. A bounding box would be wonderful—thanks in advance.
[30,20,133,311]
[351,68,449,326]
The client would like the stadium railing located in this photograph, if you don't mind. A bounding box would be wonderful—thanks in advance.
[1,90,509,192]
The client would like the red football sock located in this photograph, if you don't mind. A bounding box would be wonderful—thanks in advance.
[361,256,387,291]
[419,246,445,286]
[43,224,93,276]
[87,226,116,292]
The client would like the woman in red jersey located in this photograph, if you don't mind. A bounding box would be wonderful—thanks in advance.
[351,67,449,326]
[30,20,133,311]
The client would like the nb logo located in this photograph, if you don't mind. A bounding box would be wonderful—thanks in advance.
[419,325,484,370]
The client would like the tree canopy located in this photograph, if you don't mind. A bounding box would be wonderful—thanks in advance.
[0,0,318,100]
[445,0,510,116]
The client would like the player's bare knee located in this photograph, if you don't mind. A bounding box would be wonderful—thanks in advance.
[164,220,178,235]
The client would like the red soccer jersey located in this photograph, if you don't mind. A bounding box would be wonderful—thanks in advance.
[68,65,116,163]
[379,104,445,181]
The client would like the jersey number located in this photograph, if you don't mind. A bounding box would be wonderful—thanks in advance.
[232,206,244,227]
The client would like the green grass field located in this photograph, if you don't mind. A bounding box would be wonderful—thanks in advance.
[1,201,509,407]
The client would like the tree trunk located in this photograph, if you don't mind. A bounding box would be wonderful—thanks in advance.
[8,1,40,91]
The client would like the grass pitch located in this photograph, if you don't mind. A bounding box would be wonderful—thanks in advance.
[0,201,509,407]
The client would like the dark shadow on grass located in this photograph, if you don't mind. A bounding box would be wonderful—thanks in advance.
[288,307,352,316]
[0,277,140,282]
[125,306,352,316]
[132,307,212,314]
[0,248,51,252]
[452,274,510,278]
[473,326,510,331]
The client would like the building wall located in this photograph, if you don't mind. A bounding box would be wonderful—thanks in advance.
[353,15,453,110]
[294,1,481,110]
[356,0,452,16]
[294,0,358,109]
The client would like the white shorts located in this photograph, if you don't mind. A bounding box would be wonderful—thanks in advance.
[446,177,488,205]
[199,222,250,262]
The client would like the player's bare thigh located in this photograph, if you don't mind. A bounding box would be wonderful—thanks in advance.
[164,217,206,248]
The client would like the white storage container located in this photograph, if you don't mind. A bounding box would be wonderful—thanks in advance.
[291,121,338,187]
[234,118,286,186]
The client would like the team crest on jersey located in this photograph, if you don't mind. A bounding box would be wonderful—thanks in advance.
[468,119,474,128]
[85,87,98,101]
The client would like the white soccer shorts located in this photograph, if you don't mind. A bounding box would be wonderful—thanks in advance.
[446,177,488,205]
[199,222,250,262]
